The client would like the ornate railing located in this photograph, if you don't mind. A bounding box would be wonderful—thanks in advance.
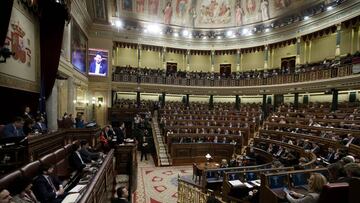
[178,176,224,203]
[113,65,353,87]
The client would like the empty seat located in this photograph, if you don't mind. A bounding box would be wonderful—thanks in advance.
[20,160,41,178]
[54,148,66,163]
[39,152,56,166]
[318,182,349,203]
[0,170,22,193]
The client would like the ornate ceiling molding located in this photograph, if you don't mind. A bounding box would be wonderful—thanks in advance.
[111,74,360,96]
[89,0,360,50]
[71,0,92,34]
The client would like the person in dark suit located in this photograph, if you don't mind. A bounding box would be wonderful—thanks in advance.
[23,106,33,121]
[111,187,129,203]
[115,123,126,144]
[79,140,100,162]
[33,116,47,134]
[88,52,107,76]
[69,143,87,171]
[2,117,25,138]
[140,136,148,161]
[33,164,65,203]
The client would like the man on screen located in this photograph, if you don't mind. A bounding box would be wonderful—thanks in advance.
[89,52,107,76]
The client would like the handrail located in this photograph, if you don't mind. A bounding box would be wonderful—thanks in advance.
[178,176,225,203]
[151,110,161,166]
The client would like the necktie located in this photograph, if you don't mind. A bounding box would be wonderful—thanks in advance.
[45,175,57,192]
[76,151,85,164]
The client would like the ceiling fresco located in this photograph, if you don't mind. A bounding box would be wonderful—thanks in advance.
[108,0,324,29]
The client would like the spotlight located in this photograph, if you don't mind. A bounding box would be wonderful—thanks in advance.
[115,20,123,28]
[265,28,270,33]
[327,6,333,11]
[242,28,249,35]
[182,30,189,36]
[173,32,179,37]
[226,30,233,37]
[304,16,309,20]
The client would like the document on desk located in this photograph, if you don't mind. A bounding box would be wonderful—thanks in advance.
[61,193,80,203]
[251,179,261,187]
[69,184,86,193]
[229,180,243,187]
[244,182,253,188]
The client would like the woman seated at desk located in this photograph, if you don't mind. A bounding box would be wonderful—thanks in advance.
[284,173,327,203]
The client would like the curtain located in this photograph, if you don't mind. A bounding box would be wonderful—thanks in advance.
[39,1,67,113]
[0,0,14,47]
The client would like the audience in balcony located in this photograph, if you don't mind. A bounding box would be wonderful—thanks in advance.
[33,116,47,134]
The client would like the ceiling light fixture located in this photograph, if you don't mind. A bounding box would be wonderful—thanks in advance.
[327,6,333,11]
[182,30,189,36]
[304,16,309,20]
[115,20,123,28]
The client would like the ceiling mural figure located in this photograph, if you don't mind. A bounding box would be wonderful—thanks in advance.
[109,0,323,29]
[148,0,160,15]
[163,1,173,24]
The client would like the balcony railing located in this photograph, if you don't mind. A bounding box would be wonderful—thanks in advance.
[112,65,353,87]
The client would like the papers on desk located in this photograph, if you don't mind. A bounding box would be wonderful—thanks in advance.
[125,138,134,142]
[229,180,243,187]
[244,182,253,188]
[251,179,261,187]
[69,184,86,193]
[61,193,80,203]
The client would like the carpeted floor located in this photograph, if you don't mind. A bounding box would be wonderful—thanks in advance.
[134,155,193,203]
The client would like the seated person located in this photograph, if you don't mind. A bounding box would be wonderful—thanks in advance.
[12,177,39,203]
[79,140,100,162]
[111,187,129,203]
[75,114,85,128]
[220,159,228,168]
[0,189,12,203]
[23,119,35,136]
[69,143,87,172]
[284,173,327,203]
[2,117,25,138]
[33,164,66,203]
[33,116,47,134]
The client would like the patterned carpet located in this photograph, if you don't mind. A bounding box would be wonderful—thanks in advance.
[134,155,193,203]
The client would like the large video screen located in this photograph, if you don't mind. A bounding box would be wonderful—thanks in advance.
[71,21,87,74]
[88,48,108,77]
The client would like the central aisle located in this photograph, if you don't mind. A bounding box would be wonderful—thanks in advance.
[134,154,192,203]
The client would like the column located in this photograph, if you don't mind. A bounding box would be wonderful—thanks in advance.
[262,94,267,117]
[186,94,190,107]
[211,50,215,72]
[358,25,360,51]
[136,91,141,108]
[294,93,299,110]
[186,49,190,71]
[162,92,166,107]
[162,47,167,69]
[351,27,355,54]
[264,45,269,70]
[236,49,241,72]
[296,37,301,68]
[67,77,75,115]
[235,95,240,110]
[308,41,312,63]
[331,89,338,112]
[209,95,214,109]
[46,80,58,131]
[335,23,341,59]
[137,44,142,67]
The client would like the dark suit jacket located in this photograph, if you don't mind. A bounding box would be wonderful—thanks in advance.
[33,175,61,203]
[79,148,99,162]
[115,128,125,144]
[3,124,25,138]
[69,151,86,171]
[111,198,129,203]
[89,61,107,75]
[33,122,47,133]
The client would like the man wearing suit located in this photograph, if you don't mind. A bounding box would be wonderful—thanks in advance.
[89,52,107,76]
[115,123,126,144]
[33,164,65,203]
[111,187,129,203]
[69,143,87,172]
[33,116,47,134]
[3,117,25,138]
[79,140,100,162]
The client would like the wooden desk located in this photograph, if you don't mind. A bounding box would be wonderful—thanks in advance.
[114,143,137,193]
[77,149,115,203]
[196,162,220,172]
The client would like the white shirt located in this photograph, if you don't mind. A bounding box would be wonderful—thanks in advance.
[95,63,101,74]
